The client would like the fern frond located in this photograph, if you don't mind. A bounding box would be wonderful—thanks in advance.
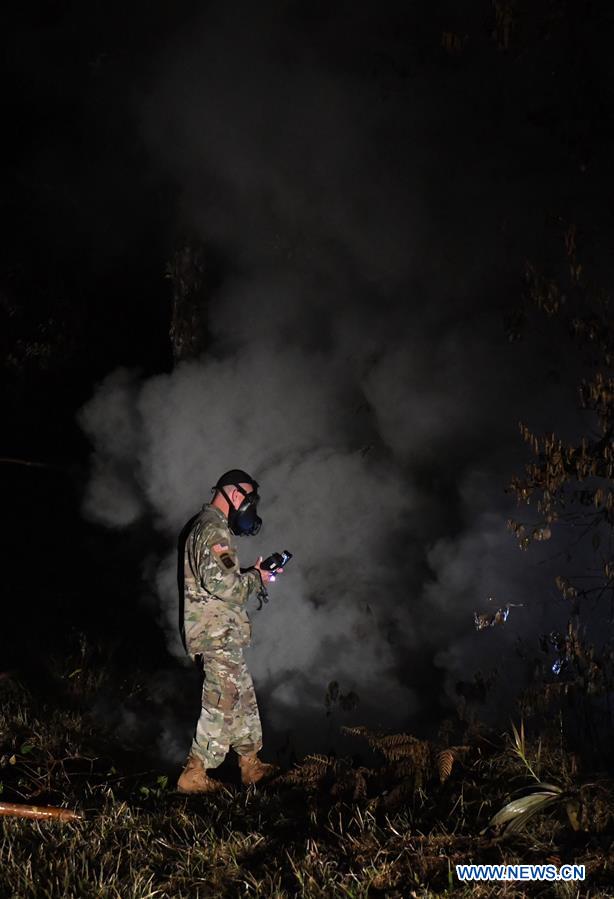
[436,745,471,784]
[437,749,455,784]
[343,727,429,762]
[274,753,337,788]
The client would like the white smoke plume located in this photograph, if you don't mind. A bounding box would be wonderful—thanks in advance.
[78,6,592,759]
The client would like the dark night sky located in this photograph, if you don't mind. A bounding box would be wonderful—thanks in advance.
[2,1,613,764]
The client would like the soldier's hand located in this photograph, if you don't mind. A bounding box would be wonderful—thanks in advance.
[253,556,284,584]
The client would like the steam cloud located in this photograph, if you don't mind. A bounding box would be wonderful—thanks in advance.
[78,7,590,760]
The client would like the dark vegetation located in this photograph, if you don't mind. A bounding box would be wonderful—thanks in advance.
[2,630,614,897]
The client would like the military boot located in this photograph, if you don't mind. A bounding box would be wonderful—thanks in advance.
[177,754,224,794]
[238,752,279,786]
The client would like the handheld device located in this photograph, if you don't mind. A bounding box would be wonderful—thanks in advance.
[241,551,293,609]
[260,550,293,573]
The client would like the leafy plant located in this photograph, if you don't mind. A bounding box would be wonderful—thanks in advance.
[489,784,564,835]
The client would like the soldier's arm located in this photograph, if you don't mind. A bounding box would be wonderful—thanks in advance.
[192,526,262,606]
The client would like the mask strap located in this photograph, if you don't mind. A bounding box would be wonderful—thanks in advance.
[233,483,259,508]
[219,486,235,512]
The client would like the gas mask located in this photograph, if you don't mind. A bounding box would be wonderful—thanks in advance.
[220,483,262,536]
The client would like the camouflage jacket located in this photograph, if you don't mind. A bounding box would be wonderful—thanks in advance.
[182,504,263,655]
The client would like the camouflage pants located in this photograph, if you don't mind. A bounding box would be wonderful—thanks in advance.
[191,646,263,768]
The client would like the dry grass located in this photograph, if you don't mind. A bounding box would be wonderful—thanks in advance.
[1,654,613,898]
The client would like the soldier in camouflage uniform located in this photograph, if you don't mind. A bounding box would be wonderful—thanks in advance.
[177,469,280,793]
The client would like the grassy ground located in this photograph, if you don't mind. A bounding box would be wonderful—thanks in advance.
[1,659,613,898]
